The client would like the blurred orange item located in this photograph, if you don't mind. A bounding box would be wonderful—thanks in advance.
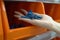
[0,1,3,40]
[1,1,47,40]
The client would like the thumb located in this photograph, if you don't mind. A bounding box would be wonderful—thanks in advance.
[18,18,35,24]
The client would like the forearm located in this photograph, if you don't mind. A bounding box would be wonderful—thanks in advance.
[34,20,60,34]
[50,21,60,37]
[36,20,60,34]
[53,21,60,34]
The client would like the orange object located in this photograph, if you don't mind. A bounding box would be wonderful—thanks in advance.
[0,11,3,40]
[0,1,3,40]
[1,0,60,40]
[1,1,47,40]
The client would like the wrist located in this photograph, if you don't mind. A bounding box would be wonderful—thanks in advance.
[52,21,60,34]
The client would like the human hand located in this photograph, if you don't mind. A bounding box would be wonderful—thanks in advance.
[14,9,55,30]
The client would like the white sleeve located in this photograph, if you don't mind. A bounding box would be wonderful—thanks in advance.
[28,31,56,40]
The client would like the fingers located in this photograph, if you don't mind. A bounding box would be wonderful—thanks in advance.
[14,11,24,16]
[18,18,35,24]
[20,9,28,15]
[14,15,21,18]
[14,11,25,18]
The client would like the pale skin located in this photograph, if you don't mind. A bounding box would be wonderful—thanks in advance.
[14,9,60,36]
